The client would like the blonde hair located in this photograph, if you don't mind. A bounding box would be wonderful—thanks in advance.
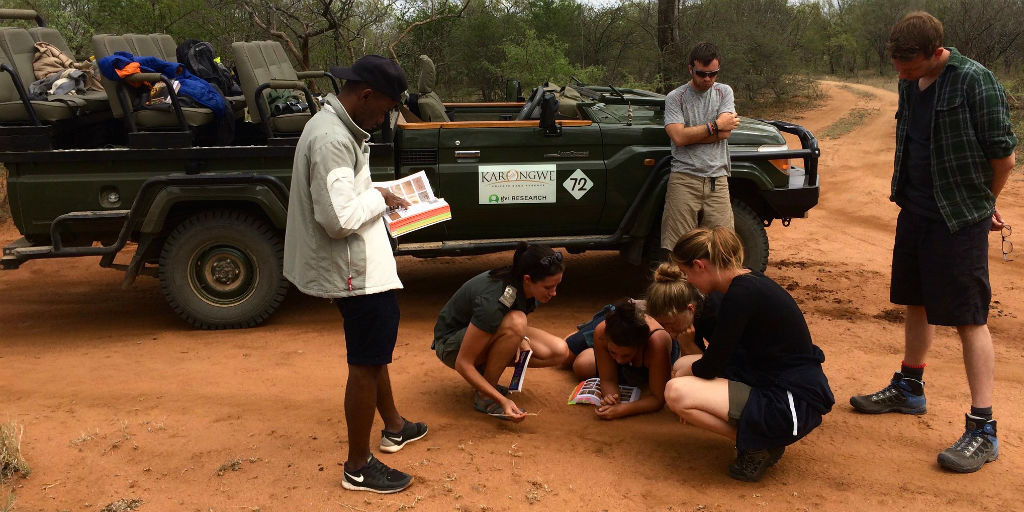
[645,263,703,317]
[671,226,744,271]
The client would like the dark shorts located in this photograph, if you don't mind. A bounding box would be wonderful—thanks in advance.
[566,304,615,355]
[433,327,467,369]
[727,380,752,425]
[334,290,400,366]
[891,209,990,326]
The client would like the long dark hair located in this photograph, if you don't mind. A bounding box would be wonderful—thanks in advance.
[489,242,564,290]
[604,298,650,348]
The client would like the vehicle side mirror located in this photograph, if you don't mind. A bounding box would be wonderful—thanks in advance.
[539,92,561,136]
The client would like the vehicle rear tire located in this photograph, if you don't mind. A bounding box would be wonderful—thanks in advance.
[158,210,288,329]
[732,199,769,272]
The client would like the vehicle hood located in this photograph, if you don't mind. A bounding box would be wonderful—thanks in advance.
[729,118,787,146]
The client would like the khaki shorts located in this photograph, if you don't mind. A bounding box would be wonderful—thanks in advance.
[661,171,734,250]
[727,379,752,425]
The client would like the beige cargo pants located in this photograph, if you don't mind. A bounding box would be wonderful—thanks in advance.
[661,171,734,251]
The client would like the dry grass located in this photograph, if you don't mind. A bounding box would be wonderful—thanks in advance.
[1,490,14,512]
[744,76,827,121]
[215,458,242,476]
[0,421,29,483]
[821,108,878,139]
[98,498,143,512]
[830,71,899,93]
[836,84,877,100]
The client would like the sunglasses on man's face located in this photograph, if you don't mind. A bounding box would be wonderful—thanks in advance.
[693,69,719,79]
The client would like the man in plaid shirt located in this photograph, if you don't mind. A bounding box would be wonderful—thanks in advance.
[850,11,1017,473]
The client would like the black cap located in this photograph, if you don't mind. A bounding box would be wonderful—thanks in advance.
[330,55,407,102]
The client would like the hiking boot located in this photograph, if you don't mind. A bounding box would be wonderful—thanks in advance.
[728,445,785,482]
[937,415,998,473]
[849,372,926,415]
[342,454,412,493]
[379,418,428,454]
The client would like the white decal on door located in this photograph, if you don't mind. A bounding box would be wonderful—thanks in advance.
[478,164,557,204]
[562,169,593,200]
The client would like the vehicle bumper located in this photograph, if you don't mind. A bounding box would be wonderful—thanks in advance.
[761,175,819,218]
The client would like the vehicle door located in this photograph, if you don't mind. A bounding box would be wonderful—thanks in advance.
[433,121,606,239]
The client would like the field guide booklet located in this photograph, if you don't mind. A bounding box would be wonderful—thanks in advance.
[507,349,532,392]
[567,377,640,406]
[372,170,451,237]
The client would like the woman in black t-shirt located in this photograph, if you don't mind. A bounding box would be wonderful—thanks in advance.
[432,242,570,422]
[664,227,834,482]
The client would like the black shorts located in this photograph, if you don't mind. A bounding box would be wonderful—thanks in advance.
[890,209,990,326]
[334,290,400,365]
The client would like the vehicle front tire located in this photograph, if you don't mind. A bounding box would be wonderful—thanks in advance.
[732,200,769,272]
[158,210,288,329]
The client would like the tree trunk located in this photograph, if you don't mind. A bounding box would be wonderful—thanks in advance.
[657,0,677,93]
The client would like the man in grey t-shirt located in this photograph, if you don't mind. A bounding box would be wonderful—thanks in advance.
[661,42,740,253]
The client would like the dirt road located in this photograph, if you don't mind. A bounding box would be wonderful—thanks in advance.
[2,81,1022,511]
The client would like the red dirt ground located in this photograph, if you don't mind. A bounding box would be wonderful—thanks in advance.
[2,81,1023,511]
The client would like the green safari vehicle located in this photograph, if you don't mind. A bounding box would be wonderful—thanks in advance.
[1,42,819,328]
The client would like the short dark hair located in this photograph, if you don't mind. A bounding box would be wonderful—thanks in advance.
[887,11,943,61]
[689,42,720,67]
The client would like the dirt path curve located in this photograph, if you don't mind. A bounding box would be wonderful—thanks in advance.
[1,81,1023,512]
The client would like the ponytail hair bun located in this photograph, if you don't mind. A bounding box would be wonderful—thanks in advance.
[653,262,684,283]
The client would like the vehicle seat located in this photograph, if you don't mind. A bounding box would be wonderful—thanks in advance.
[231,40,320,138]
[91,33,215,128]
[25,26,110,112]
[415,54,448,122]
[544,82,583,119]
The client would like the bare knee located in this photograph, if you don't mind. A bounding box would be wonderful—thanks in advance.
[572,349,597,379]
[956,324,990,343]
[665,377,703,411]
[550,339,571,362]
[497,310,528,338]
[664,377,689,411]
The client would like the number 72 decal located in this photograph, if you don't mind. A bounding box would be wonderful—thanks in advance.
[562,169,593,200]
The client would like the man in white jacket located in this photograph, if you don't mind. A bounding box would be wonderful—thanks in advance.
[285,55,427,494]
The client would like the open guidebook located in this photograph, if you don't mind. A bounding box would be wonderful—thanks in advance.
[372,170,451,237]
[567,377,640,406]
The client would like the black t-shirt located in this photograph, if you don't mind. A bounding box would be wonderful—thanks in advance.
[898,81,942,219]
[692,291,722,352]
[691,271,820,385]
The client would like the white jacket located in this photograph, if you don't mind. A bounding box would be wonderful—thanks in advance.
[283,94,402,297]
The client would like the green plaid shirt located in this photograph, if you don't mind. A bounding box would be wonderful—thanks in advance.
[892,47,1017,232]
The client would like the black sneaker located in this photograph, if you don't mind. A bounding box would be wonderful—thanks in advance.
[342,455,412,493]
[937,414,998,473]
[379,418,428,454]
[849,372,926,414]
[728,445,785,482]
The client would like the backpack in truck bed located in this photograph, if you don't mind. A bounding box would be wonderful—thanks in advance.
[176,39,241,96]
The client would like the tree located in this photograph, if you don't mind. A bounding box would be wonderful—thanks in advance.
[657,0,678,92]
